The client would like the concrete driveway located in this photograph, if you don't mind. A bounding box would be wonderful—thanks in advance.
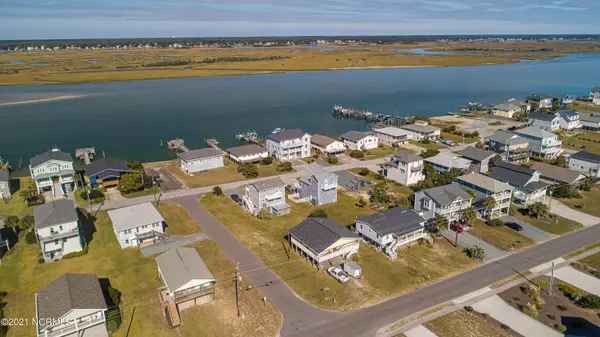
[551,265,600,296]
[499,215,552,242]
[145,167,184,192]
[441,230,507,262]
[472,295,562,337]
[405,325,438,337]
[544,198,600,227]
[141,232,208,257]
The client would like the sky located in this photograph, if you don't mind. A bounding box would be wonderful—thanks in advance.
[1,0,599,40]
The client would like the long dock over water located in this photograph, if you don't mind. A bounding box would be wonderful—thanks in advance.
[332,105,413,125]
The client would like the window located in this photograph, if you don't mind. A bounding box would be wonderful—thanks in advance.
[125,239,129,244]
[59,225,63,231]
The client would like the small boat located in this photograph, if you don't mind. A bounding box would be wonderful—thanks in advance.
[272,128,285,134]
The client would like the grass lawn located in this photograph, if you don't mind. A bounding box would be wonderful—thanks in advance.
[147,159,291,189]
[568,99,600,114]
[348,168,413,198]
[565,242,600,259]
[563,130,600,154]
[0,210,280,337]
[157,201,201,236]
[579,251,600,271]
[198,192,480,311]
[469,220,535,251]
[409,140,445,151]
[424,309,513,337]
[512,210,583,235]
[362,145,397,160]
[73,187,106,206]
[121,185,161,199]
[440,132,478,145]
[559,187,600,217]
[0,177,35,217]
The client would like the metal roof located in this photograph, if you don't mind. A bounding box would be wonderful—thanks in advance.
[34,199,78,229]
[340,130,371,142]
[579,114,600,123]
[424,153,472,170]
[356,208,425,237]
[0,170,8,183]
[225,144,267,158]
[373,127,412,138]
[420,183,472,206]
[514,126,557,139]
[459,146,496,162]
[108,202,164,232]
[267,128,307,142]
[300,165,337,184]
[570,151,600,164]
[493,103,521,111]
[400,123,441,134]
[156,248,215,293]
[457,173,513,193]
[529,112,558,122]
[489,163,536,188]
[84,158,131,177]
[531,161,586,185]
[37,274,107,323]
[177,148,223,161]
[249,177,286,191]
[392,150,423,164]
[556,110,579,119]
[289,217,358,254]
[311,134,339,148]
[523,181,548,192]
[485,130,529,146]
[30,149,73,168]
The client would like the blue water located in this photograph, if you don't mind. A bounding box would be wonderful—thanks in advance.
[0,53,599,173]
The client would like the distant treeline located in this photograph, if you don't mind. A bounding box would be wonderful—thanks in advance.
[141,55,291,67]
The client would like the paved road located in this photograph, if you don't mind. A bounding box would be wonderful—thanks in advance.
[499,215,552,242]
[441,230,507,262]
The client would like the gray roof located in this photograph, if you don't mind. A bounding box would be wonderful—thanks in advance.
[357,208,425,237]
[84,158,131,177]
[340,130,371,142]
[108,202,164,232]
[311,134,338,148]
[424,153,472,170]
[457,173,513,193]
[300,165,336,184]
[420,183,472,206]
[531,161,586,184]
[0,170,8,183]
[579,113,600,123]
[34,199,78,229]
[226,144,267,158]
[177,148,223,161]
[271,202,291,211]
[528,93,551,101]
[400,123,441,134]
[489,162,536,188]
[505,99,528,106]
[37,274,107,323]
[556,110,579,119]
[289,217,357,254]
[156,248,215,293]
[392,150,423,164]
[529,112,558,122]
[570,151,600,164]
[250,177,285,191]
[523,181,548,192]
[485,130,529,146]
[459,146,496,162]
[267,128,307,142]
[373,127,412,138]
[493,103,521,111]
[30,149,73,168]
[515,126,557,139]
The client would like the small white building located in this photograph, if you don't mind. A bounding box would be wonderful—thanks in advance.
[400,122,441,141]
[372,127,411,147]
[109,202,166,248]
[569,151,600,180]
[383,151,424,186]
[177,148,224,174]
[34,199,83,262]
[424,153,472,173]
[266,129,312,160]
[29,148,75,196]
[310,134,345,156]
[225,144,268,165]
[591,87,600,106]
[340,130,378,150]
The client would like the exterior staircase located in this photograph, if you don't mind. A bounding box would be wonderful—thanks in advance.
[385,232,434,260]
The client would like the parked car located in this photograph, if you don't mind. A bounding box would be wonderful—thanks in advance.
[505,222,523,232]
[153,176,163,184]
[448,140,456,146]
[327,267,349,283]
[450,223,464,233]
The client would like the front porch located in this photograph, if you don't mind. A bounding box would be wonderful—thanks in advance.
[135,230,168,248]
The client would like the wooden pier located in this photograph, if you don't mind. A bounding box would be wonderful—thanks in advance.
[332,105,412,126]
[75,147,95,165]
[235,131,262,145]
[205,138,220,150]
[167,139,190,153]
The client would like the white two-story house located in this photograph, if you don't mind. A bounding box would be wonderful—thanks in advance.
[413,183,473,224]
[108,202,166,248]
[569,151,600,180]
[400,121,441,141]
[489,162,548,205]
[34,199,83,262]
[514,127,563,159]
[29,149,75,197]
[267,129,311,160]
[177,148,224,174]
[340,130,378,150]
[528,112,561,132]
[456,173,513,219]
[383,151,424,186]
[243,177,291,216]
[556,110,581,132]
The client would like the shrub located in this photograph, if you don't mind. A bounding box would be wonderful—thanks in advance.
[521,302,539,319]
[555,324,567,333]
[557,304,568,311]
[4,216,19,228]
[579,294,600,309]
[421,138,431,144]
[107,318,121,333]
[38,258,45,264]
[512,296,521,301]
[276,162,293,172]
[358,168,370,176]
[547,314,556,320]
[482,313,490,319]
[212,186,223,196]
[375,174,385,180]
[468,244,486,260]
[500,324,509,330]
[19,215,35,230]
[261,157,273,165]
[257,207,272,220]
[327,156,339,165]
[309,210,328,218]
[558,284,584,302]
[25,231,37,244]
[464,305,473,312]
[350,150,364,159]
[238,163,259,178]
[487,219,503,227]
[63,243,89,259]
[357,197,366,208]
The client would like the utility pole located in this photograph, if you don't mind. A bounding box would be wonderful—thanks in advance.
[140,169,144,185]
[236,262,241,318]
[87,189,92,213]
[549,262,555,295]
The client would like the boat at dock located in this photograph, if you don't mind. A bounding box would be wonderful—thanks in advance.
[332,105,412,125]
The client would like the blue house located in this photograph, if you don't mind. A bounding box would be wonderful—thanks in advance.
[84,158,132,188]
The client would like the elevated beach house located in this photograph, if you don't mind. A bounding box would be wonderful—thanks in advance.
[0,170,11,199]
[356,208,429,260]
[400,121,441,141]
[491,103,522,118]
[527,112,561,132]
[413,183,473,224]
[108,202,166,248]
[310,134,345,156]
[527,93,553,109]
[489,162,548,205]
[456,173,513,219]
[36,273,109,337]
[243,177,291,216]
[372,127,411,147]
[298,166,338,206]
[424,152,472,173]
[568,151,600,180]
[157,247,216,318]
[266,128,311,160]
[288,217,359,268]
[514,127,563,159]
[225,144,268,165]
[484,130,531,163]
[84,158,132,188]
[34,199,83,262]
[556,110,581,132]
[383,151,424,186]
[177,148,224,174]
[458,146,497,173]
[340,130,378,150]
[30,148,75,196]
[531,161,587,187]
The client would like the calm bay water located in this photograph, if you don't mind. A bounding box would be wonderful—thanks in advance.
[1,54,600,174]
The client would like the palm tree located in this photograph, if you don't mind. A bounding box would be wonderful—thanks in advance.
[483,196,497,218]
[432,214,448,233]
[527,202,549,219]
[456,207,477,247]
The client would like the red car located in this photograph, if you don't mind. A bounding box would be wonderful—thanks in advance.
[450,223,464,233]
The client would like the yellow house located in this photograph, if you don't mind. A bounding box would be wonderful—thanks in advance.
[491,103,522,118]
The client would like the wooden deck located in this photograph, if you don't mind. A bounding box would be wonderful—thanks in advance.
[166,301,181,328]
